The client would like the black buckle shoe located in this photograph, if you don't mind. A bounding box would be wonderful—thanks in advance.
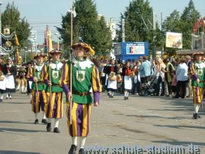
[42,119,47,124]
[193,113,198,119]
[46,123,52,132]
[34,119,39,124]
[79,148,85,154]
[53,127,60,133]
[68,144,77,154]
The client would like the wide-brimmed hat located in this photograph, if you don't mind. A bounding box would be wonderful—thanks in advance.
[71,42,95,55]
[34,53,45,59]
[49,49,62,55]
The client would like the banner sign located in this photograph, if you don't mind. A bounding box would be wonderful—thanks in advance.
[166,32,182,49]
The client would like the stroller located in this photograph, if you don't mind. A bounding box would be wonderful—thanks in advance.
[138,75,158,96]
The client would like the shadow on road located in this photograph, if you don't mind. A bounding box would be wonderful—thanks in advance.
[154,124,205,130]
[0,120,32,125]
[152,140,205,147]
[0,128,45,133]
[0,151,40,154]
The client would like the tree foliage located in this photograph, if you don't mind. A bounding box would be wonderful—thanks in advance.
[116,0,164,55]
[162,0,201,50]
[1,2,31,48]
[57,0,112,56]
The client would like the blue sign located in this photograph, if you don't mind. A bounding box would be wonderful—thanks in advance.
[119,42,149,60]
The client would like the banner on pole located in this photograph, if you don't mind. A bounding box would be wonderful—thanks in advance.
[166,32,182,49]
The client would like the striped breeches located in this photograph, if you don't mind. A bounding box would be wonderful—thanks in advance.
[44,92,63,119]
[67,102,92,137]
[31,90,46,113]
[192,86,204,104]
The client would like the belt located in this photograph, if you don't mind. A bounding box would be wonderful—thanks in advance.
[52,83,60,86]
[73,91,90,96]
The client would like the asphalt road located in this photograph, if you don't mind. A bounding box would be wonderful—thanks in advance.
[0,91,204,154]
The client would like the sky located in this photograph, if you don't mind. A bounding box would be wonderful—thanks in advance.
[1,0,205,44]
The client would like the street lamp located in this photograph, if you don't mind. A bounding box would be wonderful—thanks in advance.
[55,33,60,50]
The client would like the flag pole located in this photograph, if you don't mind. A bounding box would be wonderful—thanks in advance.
[69,5,74,125]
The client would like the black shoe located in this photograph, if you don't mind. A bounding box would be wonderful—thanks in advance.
[79,148,85,154]
[46,123,52,132]
[0,99,2,102]
[53,127,60,133]
[68,144,77,154]
[124,97,126,100]
[42,119,47,124]
[193,113,198,119]
[34,119,39,124]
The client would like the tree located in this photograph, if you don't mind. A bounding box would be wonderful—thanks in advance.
[57,0,112,56]
[116,0,163,55]
[116,0,153,42]
[162,10,182,33]
[1,2,31,48]
[162,0,201,50]
[180,0,200,49]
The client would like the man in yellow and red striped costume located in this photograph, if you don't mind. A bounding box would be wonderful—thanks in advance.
[190,52,205,119]
[42,49,64,133]
[61,42,101,154]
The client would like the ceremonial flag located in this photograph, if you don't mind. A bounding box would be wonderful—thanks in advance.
[14,34,20,46]
[44,26,53,53]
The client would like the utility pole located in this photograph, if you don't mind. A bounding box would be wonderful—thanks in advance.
[152,12,156,59]
[0,1,2,53]
[122,18,125,42]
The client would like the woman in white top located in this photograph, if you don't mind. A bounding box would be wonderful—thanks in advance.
[174,57,188,98]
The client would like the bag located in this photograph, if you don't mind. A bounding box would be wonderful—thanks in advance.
[108,72,117,81]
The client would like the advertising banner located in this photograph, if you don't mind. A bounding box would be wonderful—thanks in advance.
[125,42,146,55]
[166,32,182,49]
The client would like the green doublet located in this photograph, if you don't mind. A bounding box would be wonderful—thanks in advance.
[32,64,46,91]
[69,58,94,104]
[191,62,205,88]
[45,61,63,93]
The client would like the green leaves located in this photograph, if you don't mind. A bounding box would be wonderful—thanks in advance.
[1,2,30,49]
[162,0,201,50]
[58,0,112,57]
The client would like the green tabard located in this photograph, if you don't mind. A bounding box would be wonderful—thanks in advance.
[191,62,205,88]
[69,59,94,104]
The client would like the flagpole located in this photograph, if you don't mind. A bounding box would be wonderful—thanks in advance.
[69,5,74,125]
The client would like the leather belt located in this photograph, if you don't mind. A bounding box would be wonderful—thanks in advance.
[73,91,90,96]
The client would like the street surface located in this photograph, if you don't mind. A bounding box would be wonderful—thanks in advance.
[0,92,204,154]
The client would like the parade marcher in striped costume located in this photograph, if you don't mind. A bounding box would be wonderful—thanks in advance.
[61,42,101,154]
[28,54,47,124]
[42,50,64,133]
[4,58,16,99]
[122,61,133,100]
[190,52,205,119]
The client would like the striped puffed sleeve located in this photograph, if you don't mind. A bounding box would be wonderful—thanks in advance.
[92,65,102,103]
[60,62,69,94]
[190,63,197,80]
[41,64,49,85]
[26,67,33,79]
